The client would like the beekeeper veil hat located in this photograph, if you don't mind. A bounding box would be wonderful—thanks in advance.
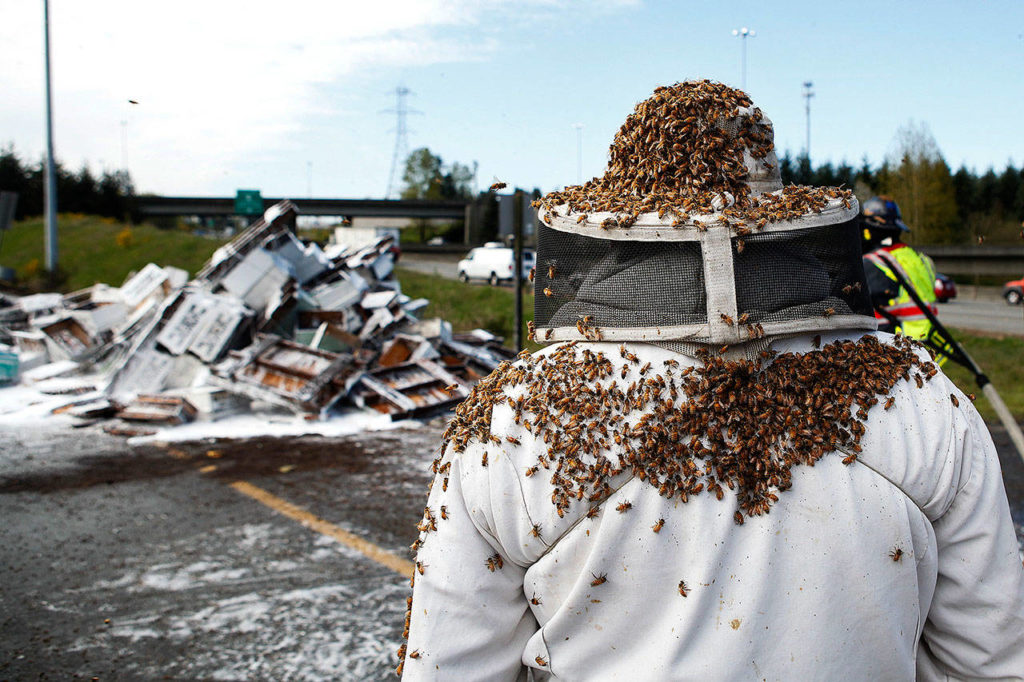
[532,80,876,352]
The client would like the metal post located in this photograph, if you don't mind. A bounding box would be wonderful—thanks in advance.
[513,189,524,351]
[732,27,755,91]
[572,123,584,185]
[43,0,58,271]
[803,82,814,161]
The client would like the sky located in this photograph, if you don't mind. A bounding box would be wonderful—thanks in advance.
[2,0,1023,200]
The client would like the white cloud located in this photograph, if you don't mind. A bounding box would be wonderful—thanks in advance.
[0,0,524,192]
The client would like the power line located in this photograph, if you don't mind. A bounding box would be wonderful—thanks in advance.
[381,87,421,199]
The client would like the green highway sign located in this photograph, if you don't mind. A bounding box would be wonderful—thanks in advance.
[234,189,263,215]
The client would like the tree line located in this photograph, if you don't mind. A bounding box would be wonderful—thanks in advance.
[779,122,1024,246]
[0,145,135,222]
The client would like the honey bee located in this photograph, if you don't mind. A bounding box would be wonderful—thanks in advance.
[591,572,608,586]
[548,264,557,279]
[884,396,895,410]
[490,181,507,191]
[481,452,488,467]
[531,523,544,540]
[586,506,600,519]
[545,328,554,340]
[529,268,536,282]
[577,214,588,224]
[652,518,665,533]
[915,374,924,389]
[525,465,538,476]
[737,313,749,325]
[530,593,542,606]
[842,284,854,295]
[734,511,745,525]
[736,239,745,254]
[967,393,976,402]
[616,501,632,513]
[544,288,554,297]
[678,580,689,597]
[950,393,959,407]
[823,307,836,317]
[416,561,426,575]
[408,649,422,659]
[507,436,521,446]
[535,656,548,667]
[889,546,903,562]
[440,505,448,520]
[842,453,857,465]
[443,383,459,395]
[720,313,734,326]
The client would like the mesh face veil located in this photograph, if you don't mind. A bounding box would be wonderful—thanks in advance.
[533,80,876,347]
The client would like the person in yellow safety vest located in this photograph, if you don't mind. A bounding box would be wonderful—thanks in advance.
[861,196,949,361]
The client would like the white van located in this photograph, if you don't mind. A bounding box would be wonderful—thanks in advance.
[458,243,535,285]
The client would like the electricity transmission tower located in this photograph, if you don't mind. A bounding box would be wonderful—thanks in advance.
[382,87,421,199]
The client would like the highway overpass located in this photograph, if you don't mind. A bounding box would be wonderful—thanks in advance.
[136,196,471,220]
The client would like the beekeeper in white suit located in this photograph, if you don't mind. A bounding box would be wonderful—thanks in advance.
[398,81,1024,681]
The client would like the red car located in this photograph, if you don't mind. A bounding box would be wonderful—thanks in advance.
[934,273,957,303]
[1003,277,1024,306]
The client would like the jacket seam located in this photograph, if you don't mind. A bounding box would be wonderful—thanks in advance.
[535,474,637,562]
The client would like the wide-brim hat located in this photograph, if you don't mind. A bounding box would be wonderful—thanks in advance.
[531,80,875,346]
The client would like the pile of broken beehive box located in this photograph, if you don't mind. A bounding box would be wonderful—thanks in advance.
[0,201,514,430]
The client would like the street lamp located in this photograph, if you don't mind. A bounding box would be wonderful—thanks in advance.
[43,0,58,271]
[731,27,756,91]
[571,123,584,184]
[120,99,138,171]
[803,82,814,162]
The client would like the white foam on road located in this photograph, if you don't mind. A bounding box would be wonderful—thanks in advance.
[63,518,408,681]
[127,409,411,445]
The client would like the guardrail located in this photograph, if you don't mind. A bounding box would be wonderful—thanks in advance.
[918,245,1024,279]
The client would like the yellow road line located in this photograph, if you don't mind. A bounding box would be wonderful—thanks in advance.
[228,480,414,578]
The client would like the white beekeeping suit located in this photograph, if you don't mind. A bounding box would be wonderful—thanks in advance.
[398,81,1024,681]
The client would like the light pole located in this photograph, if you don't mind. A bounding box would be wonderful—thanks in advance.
[120,99,138,171]
[43,0,58,271]
[803,81,814,162]
[572,123,584,184]
[731,27,756,91]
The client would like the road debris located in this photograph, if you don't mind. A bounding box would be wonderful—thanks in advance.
[0,201,514,433]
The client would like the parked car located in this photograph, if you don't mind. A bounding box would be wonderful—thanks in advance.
[934,273,957,303]
[458,243,535,285]
[1003,276,1024,306]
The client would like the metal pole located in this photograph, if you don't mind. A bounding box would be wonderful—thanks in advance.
[43,0,58,271]
[732,28,755,92]
[572,123,583,184]
[803,82,814,161]
[513,189,524,351]
[741,36,747,91]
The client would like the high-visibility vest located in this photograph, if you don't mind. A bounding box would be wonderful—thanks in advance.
[863,244,937,341]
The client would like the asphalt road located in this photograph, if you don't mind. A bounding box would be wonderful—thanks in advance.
[399,254,1024,336]
[937,297,1024,336]
[0,421,443,681]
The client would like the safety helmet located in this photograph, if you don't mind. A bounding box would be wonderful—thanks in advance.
[862,196,909,232]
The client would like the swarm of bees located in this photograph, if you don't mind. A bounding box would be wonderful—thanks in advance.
[532,80,853,229]
[435,335,937,522]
